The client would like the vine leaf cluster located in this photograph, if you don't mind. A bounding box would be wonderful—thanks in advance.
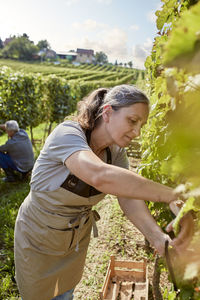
[140,0,200,298]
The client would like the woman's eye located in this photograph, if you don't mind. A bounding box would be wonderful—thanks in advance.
[130,119,137,124]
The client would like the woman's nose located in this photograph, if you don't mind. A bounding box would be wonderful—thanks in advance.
[132,126,141,137]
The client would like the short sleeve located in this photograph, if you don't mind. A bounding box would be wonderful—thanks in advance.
[42,122,91,164]
[31,121,92,191]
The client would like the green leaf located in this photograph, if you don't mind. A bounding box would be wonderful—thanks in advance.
[163,2,200,72]
[172,196,195,236]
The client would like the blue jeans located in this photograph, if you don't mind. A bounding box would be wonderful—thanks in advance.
[0,152,18,170]
[52,289,74,300]
[21,289,74,300]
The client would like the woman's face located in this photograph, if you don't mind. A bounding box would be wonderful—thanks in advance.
[104,102,149,147]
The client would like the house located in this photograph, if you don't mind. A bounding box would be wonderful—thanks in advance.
[76,48,95,64]
[46,49,57,59]
[57,51,77,61]
[38,49,57,61]
[56,48,95,64]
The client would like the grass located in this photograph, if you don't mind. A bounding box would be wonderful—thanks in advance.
[0,178,29,299]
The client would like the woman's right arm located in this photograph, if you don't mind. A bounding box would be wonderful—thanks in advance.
[65,150,177,204]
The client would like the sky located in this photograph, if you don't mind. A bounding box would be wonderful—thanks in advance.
[0,0,162,68]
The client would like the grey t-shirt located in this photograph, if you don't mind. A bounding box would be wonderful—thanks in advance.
[0,129,34,172]
[31,121,129,192]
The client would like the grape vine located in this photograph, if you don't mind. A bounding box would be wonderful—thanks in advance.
[141,0,200,298]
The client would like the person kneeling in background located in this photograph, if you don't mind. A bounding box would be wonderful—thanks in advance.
[0,120,35,182]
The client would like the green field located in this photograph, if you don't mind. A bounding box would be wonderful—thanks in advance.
[0,59,141,81]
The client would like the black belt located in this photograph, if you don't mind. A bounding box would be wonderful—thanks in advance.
[61,129,112,198]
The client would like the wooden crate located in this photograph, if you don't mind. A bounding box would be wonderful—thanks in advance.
[99,255,148,300]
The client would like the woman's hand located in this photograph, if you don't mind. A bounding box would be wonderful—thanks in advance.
[166,211,194,254]
[153,233,172,256]
[169,199,184,216]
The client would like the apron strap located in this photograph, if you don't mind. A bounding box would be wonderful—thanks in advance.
[73,209,101,252]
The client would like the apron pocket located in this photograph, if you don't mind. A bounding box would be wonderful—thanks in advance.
[44,217,91,254]
[42,224,77,255]
[24,205,92,255]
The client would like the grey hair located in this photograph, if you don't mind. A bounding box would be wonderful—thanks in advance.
[5,120,19,132]
[96,84,149,120]
[77,84,149,130]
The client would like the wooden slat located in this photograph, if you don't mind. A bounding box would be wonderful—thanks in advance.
[114,260,146,270]
[145,279,149,300]
[133,282,147,300]
[114,269,145,281]
[104,279,117,300]
[100,269,111,299]
[145,266,149,299]
[120,282,133,300]
[110,255,115,277]
[111,281,120,300]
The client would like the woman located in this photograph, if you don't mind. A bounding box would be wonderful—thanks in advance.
[14,85,192,300]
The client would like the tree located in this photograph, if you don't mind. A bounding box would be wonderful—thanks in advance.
[37,39,50,50]
[0,38,3,49]
[128,61,133,68]
[94,51,108,64]
[22,33,29,39]
[1,35,38,60]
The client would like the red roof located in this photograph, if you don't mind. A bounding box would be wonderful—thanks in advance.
[77,48,94,55]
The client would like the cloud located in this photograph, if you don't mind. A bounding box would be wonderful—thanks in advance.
[147,2,162,24]
[68,19,129,61]
[130,24,139,31]
[65,0,79,6]
[62,26,129,63]
[58,19,152,66]
[147,10,157,24]
[72,19,107,31]
[143,38,153,51]
[100,28,128,58]
[96,0,112,4]
[132,38,153,69]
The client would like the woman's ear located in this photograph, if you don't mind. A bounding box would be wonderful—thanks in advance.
[102,105,112,122]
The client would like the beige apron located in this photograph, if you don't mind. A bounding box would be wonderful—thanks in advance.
[14,187,105,300]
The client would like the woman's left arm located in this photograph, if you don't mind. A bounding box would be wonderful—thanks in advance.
[118,197,171,256]
[118,198,194,255]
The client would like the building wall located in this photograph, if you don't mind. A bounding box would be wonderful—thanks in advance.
[76,53,94,64]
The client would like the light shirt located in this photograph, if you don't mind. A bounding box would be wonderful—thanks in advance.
[31,121,129,191]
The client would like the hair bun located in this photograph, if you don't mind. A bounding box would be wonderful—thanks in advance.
[95,88,109,104]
